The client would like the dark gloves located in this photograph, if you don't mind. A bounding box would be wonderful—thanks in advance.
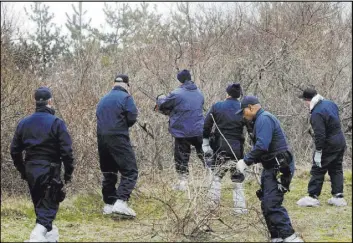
[275,153,293,193]
[278,178,289,193]
[50,178,66,203]
[64,174,72,184]
[277,172,291,193]
[256,188,263,200]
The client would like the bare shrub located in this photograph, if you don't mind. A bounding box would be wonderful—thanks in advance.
[1,2,351,204]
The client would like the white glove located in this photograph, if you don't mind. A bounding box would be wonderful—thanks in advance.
[202,138,213,156]
[277,183,289,193]
[157,94,166,101]
[314,150,322,168]
[156,95,168,114]
[236,159,248,174]
[156,95,166,105]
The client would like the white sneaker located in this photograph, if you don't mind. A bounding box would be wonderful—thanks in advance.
[28,223,48,242]
[233,182,248,214]
[45,225,59,242]
[103,204,114,215]
[112,199,136,218]
[283,233,304,242]
[296,196,320,207]
[328,197,347,207]
[271,238,283,242]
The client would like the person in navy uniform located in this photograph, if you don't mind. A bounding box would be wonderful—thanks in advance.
[235,96,303,242]
[297,88,347,207]
[96,73,138,218]
[202,83,248,214]
[10,86,74,242]
[156,69,205,191]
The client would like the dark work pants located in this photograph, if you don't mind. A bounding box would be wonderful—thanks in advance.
[98,134,138,204]
[210,138,245,183]
[174,136,204,175]
[25,160,61,232]
[260,161,295,239]
[308,148,345,197]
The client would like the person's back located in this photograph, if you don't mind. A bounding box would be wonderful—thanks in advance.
[202,83,248,214]
[16,109,62,161]
[209,98,245,156]
[163,80,204,137]
[96,86,137,135]
[157,69,205,191]
[236,96,303,242]
[10,87,74,242]
[203,83,244,147]
[95,74,139,218]
[212,99,243,139]
[254,110,290,158]
[311,99,346,152]
[297,88,347,208]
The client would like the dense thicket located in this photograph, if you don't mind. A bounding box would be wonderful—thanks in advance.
[1,2,351,195]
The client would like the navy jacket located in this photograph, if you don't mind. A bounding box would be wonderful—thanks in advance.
[204,98,245,140]
[244,108,289,166]
[310,99,346,153]
[10,106,74,177]
[96,86,138,135]
[157,81,204,138]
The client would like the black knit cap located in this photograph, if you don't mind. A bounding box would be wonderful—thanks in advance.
[226,83,242,98]
[177,69,191,83]
[298,88,317,100]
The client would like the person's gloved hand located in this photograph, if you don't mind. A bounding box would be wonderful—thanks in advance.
[64,174,72,184]
[155,94,170,115]
[314,150,322,168]
[277,172,291,193]
[202,138,213,157]
[277,183,288,193]
[236,159,248,174]
[156,94,166,105]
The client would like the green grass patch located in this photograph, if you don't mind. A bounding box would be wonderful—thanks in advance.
[1,170,351,242]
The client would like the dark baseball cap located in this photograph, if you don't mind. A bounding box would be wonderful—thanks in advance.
[235,95,260,114]
[34,86,52,101]
[114,73,129,86]
[298,88,317,100]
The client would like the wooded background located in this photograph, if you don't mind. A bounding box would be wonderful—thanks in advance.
[1,2,351,195]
